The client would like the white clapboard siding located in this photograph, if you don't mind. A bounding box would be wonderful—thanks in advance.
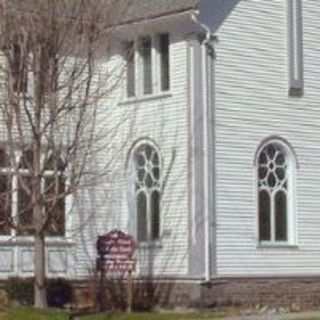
[72,31,191,278]
[214,0,320,276]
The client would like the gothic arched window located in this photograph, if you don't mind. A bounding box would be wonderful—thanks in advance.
[257,139,295,244]
[132,141,161,242]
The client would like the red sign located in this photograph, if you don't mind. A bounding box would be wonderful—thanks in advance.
[96,230,136,272]
[97,230,136,256]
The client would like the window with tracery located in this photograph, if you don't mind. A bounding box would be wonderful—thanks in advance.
[257,141,294,243]
[133,142,161,242]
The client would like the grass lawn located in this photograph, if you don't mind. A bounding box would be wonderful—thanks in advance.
[3,307,320,320]
[0,306,223,320]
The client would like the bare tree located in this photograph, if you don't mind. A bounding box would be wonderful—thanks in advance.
[0,0,130,308]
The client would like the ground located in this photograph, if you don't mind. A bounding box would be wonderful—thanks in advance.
[2,307,320,320]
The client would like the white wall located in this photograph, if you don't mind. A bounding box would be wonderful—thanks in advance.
[72,29,192,278]
[214,0,320,276]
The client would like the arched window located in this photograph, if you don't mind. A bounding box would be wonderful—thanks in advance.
[131,141,161,242]
[257,139,295,243]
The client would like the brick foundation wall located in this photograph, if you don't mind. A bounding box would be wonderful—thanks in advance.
[1,276,320,311]
[72,279,202,310]
[201,277,320,310]
[11,276,319,311]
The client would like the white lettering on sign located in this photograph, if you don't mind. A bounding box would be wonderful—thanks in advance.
[97,257,136,272]
[96,230,137,272]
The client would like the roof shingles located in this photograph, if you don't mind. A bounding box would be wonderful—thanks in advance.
[124,0,200,23]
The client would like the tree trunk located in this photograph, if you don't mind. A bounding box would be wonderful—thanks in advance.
[34,232,47,308]
[33,42,47,309]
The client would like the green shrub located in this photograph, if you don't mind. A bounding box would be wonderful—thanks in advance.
[5,277,72,307]
[5,277,34,305]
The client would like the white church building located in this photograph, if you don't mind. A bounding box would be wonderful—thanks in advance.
[1,0,320,308]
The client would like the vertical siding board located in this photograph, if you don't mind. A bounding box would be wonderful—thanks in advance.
[187,38,206,277]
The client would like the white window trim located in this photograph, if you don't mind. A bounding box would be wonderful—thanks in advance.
[255,138,298,247]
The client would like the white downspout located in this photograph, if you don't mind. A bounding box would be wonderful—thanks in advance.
[191,10,215,283]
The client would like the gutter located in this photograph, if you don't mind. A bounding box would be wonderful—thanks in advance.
[191,10,213,46]
[191,10,216,284]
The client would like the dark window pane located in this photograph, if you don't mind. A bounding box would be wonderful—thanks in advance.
[0,149,9,168]
[137,191,147,242]
[275,191,287,241]
[0,174,11,235]
[152,167,159,181]
[17,176,33,235]
[151,152,159,166]
[275,152,286,165]
[44,153,65,171]
[145,173,153,188]
[51,57,59,92]
[19,149,33,169]
[275,168,285,182]
[267,144,276,159]
[135,153,145,167]
[267,172,276,188]
[259,190,270,241]
[145,145,152,159]
[139,37,152,95]
[11,44,28,93]
[258,166,268,180]
[159,33,170,91]
[259,152,267,165]
[126,42,135,97]
[40,50,58,94]
[151,191,160,240]
[44,176,65,236]
[137,169,145,183]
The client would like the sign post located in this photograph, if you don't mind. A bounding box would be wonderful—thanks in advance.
[96,230,136,312]
[127,268,133,313]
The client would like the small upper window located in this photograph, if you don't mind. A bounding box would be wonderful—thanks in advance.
[257,139,295,244]
[125,33,170,98]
